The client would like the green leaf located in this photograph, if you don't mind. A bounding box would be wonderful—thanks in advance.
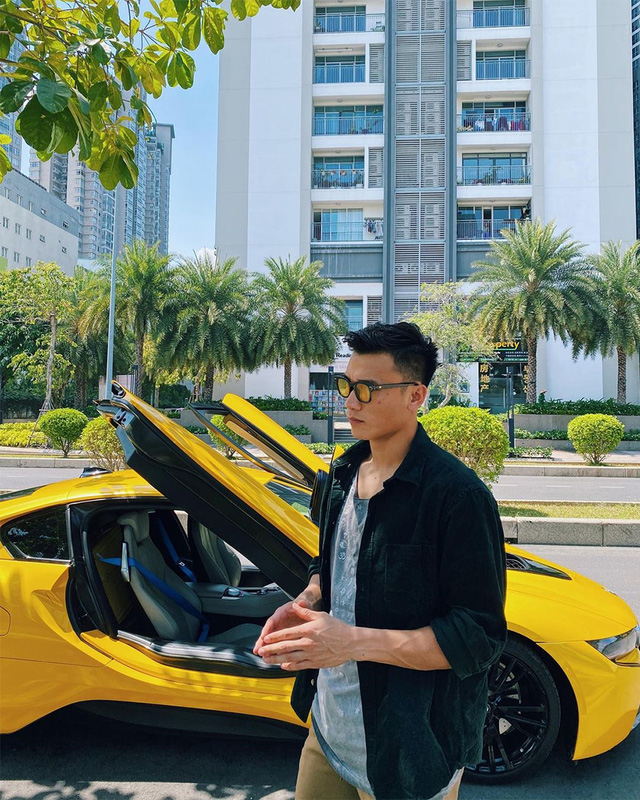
[172,0,189,15]
[174,51,194,89]
[15,97,54,151]
[52,108,78,154]
[36,78,72,113]
[203,7,226,53]
[0,34,11,61]
[105,4,122,35]
[158,25,178,48]
[0,144,12,181]
[231,0,247,21]
[0,80,33,113]
[91,42,110,66]
[107,81,123,110]
[244,0,260,16]
[98,153,122,190]
[119,125,137,148]
[181,13,201,50]
[88,81,108,111]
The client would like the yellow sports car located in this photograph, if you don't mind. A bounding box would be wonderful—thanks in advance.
[0,385,638,785]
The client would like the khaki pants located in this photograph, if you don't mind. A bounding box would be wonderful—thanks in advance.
[295,725,463,800]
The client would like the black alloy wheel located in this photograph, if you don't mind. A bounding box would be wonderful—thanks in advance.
[465,636,562,783]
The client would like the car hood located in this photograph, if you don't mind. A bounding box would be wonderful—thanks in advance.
[97,384,319,597]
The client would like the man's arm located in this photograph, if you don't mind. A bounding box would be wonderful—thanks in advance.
[253,575,322,654]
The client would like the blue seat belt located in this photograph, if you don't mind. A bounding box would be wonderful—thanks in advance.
[156,516,197,583]
[98,555,209,642]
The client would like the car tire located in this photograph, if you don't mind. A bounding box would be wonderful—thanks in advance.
[464,636,561,783]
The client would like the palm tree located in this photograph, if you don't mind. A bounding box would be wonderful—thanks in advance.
[251,256,346,398]
[468,219,595,403]
[157,253,253,400]
[572,241,640,403]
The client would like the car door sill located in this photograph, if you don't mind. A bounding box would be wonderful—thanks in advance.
[117,630,288,678]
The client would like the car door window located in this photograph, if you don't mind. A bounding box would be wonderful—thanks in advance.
[1,507,69,561]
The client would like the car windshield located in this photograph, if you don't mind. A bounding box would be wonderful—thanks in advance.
[0,486,42,503]
[266,480,311,519]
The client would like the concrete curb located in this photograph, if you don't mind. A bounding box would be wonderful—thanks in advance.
[501,464,640,478]
[0,456,90,468]
[502,517,640,546]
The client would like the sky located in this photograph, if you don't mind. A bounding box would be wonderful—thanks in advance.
[150,48,220,258]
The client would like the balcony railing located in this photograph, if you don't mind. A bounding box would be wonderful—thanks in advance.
[476,58,530,80]
[313,13,385,33]
[457,7,530,28]
[457,219,520,240]
[457,164,531,185]
[311,220,383,242]
[312,168,365,189]
[457,111,530,132]
[313,115,384,135]
[314,61,366,84]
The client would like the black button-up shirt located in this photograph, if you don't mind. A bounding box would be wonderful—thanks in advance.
[292,424,507,800]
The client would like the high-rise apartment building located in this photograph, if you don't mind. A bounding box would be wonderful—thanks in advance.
[0,42,23,171]
[632,0,640,236]
[30,121,173,260]
[216,0,638,406]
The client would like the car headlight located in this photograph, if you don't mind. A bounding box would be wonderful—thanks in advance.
[587,625,640,663]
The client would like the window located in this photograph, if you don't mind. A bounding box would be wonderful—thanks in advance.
[314,54,366,84]
[14,223,20,234]
[26,228,32,239]
[13,251,19,263]
[25,256,32,266]
[41,207,47,215]
[2,217,8,228]
[312,208,364,242]
[16,193,22,205]
[62,220,69,229]
[344,299,364,331]
[28,201,34,212]
[4,188,9,199]
[39,234,46,242]
[1,508,69,561]
[312,155,365,189]
[1,247,7,258]
[61,246,67,253]
[313,105,383,135]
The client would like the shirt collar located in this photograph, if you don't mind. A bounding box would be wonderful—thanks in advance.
[333,423,432,487]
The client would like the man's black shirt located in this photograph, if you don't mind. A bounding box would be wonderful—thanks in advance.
[292,424,507,800]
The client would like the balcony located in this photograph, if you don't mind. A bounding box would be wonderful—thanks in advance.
[313,115,384,136]
[311,219,383,242]
[457,7,530,29]
[314,61,366,84]
[457,219,519,240]
[457,164,531,185]
[312,168,365,189]
[314,13,385,33]
[457,111,530,132]
[476,58,530,80]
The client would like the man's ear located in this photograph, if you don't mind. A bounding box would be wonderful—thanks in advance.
[409,384,428,410]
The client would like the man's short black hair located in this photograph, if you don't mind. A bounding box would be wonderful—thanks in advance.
[343,322,439,387]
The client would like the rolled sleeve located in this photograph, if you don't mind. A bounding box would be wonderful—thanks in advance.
[308,556,320,580]
[430,487,507,680]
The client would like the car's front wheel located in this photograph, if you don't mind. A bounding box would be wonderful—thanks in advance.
[465,636,561,783]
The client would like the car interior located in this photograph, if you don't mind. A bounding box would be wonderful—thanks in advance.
[88,504,291,659]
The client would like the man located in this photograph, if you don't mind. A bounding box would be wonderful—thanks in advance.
[255,322,507,800]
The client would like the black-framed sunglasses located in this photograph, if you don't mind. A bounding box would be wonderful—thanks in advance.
[334,375,419,404]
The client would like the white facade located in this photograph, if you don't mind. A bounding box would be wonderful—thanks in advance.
[0,171,80,274]
[216,0,638,403]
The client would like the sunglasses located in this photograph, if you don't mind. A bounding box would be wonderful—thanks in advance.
[334,375,419,404]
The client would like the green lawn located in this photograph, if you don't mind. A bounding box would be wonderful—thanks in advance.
[499,502,640,519]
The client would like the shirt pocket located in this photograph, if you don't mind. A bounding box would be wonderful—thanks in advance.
[383,544,425,618]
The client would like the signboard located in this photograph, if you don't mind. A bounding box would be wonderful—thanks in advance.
[485,339,528,363]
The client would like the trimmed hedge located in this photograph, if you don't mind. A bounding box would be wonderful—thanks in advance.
[246,396,311,411]
[79,417,126,471]
[40,409,89,457]
[305,442,354,454]
[420,406,509,486]
[515,427,640,442]
[514,398,640,415]
[284,424,311,436]
[0,422,48,448]
[567,414,625,465]
[509,446,553,459]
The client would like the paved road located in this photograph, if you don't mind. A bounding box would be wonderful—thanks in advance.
[2,468,640,505]
[1,546,639,800]
[493,475,640,503]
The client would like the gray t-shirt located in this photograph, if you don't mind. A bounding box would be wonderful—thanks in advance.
[312,471,373,795]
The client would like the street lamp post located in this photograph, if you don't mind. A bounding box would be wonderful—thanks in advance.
[506,365,515,449]
[327,365,334,446]
[104,190,119,400]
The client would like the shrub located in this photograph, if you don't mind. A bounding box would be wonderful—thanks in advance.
[158,383,190,408]
[509,446,553,459]
[185,425,208,435]
[313,411,328,420]
[514,398,640,415]
[514,429,568,440]
[0,422,48,448]
[420,406,509,486]
[305,442,353,454]
[163,410,181,419]
[567,414,624,465]
[284,424,311,436]
[40,409,89,457]
[79,417,126,471]
[209,415,246,459]
[246,396,311,411]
